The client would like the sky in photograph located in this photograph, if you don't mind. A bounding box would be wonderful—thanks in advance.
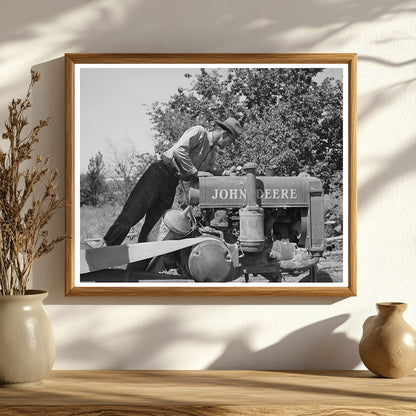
[79,66,343,173]
[79,67,199,173]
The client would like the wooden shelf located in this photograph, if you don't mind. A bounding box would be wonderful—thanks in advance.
[1,370,415,415]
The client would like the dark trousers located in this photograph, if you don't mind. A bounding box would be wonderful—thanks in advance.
[104,161,179,246]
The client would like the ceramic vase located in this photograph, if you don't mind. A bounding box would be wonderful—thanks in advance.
[359,302,416,378]
[0,290,55,387]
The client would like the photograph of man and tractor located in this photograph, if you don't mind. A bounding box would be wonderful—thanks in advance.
[79,66,345,285]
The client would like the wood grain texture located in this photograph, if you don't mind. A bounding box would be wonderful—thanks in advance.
[65,54,75,296]
[0,370,415,415]
[65,286,356,297]
[348,54,358,296]
[2,405,416,416]
[65,53,357,64]
[64,53,357,297]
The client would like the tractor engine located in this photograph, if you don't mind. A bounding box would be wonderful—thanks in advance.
[179,162,325,283]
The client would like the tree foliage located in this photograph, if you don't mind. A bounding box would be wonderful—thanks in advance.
[147,68,343,192]
[81,151,108,206]
[108,144,157,205]
[80,148,158,207]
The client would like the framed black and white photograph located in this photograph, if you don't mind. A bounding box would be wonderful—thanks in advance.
[65,53,356,296]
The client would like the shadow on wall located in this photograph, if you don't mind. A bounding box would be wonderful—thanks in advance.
[30,57,66,300]
[207,314,360,370]
[30,57,416,304]
[24,0,415,303]
[53,307,359,370]
[359,138,416,210]
[1,1,413,51]
[0,0,414,96]
[54,309,213,369]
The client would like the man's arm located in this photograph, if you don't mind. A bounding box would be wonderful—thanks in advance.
[197,171,214,177]
[170,126,203,180]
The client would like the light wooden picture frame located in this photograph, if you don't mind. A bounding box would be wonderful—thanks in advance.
[65,53,356,296]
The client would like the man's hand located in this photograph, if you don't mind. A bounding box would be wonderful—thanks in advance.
[197,171,214,177]
[222,165,242,176]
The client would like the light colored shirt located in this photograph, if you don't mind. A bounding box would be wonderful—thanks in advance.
[162,126,216,180]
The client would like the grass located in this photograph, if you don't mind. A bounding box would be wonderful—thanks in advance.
[80,204,123,240]
[80,204,160,245]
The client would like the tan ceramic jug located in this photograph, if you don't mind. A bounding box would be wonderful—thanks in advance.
[359,302,416,378]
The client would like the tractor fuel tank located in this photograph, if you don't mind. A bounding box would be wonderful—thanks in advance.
[181,238,235,282]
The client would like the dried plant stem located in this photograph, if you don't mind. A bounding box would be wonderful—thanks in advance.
[0,71,65,295]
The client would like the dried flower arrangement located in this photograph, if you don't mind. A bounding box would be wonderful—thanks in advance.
[0,71,65,295]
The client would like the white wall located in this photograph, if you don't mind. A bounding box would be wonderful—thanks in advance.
[1,0,415,370]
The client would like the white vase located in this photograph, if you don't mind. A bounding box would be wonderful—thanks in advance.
[0,290,55,387]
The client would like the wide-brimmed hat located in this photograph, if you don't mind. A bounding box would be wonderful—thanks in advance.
[215,117,242,142]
